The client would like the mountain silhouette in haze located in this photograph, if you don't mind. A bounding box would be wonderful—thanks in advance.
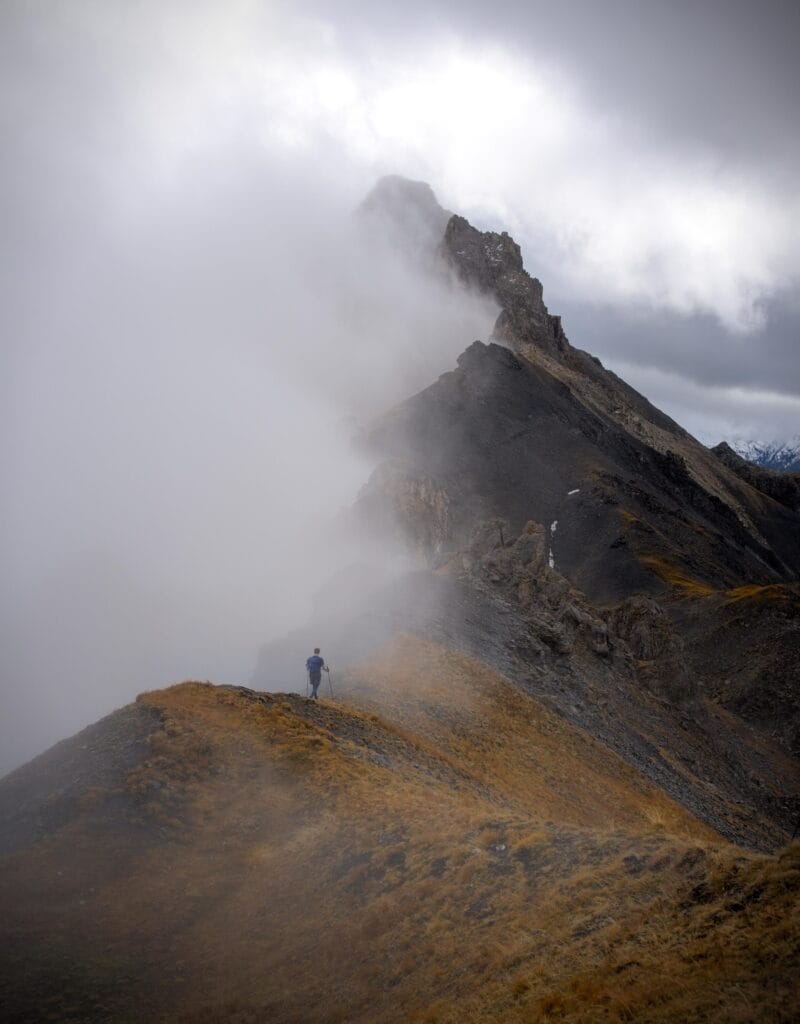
[2,176,799,1024]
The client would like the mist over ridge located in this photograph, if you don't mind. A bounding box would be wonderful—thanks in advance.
[1,164,497,774]
[2,7,799,1022]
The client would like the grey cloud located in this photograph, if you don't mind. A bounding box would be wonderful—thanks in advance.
[601,357,800,447]
[312,0,800,170]
[556,294,800,399]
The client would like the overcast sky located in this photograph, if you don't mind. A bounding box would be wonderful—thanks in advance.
[2,0,798,768]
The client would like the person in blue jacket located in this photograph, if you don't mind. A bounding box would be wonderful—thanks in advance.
[305,648,326,699]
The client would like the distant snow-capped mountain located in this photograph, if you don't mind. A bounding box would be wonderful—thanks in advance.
[730,437,800,472]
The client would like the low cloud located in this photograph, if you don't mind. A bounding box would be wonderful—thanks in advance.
[0,10,497,769]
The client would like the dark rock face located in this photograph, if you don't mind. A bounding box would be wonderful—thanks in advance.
[442,215,524,289]
[355,459,452,563]
[361,338,800,602]
[605,594,676,661]
[339,182,800,827]
[354,188,800,606]
[675,585,800,758]
[442,214,568,358]
[604,594,694,702]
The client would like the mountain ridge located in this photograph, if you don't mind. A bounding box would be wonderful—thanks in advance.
[2,176,799,1023]
[2,641,798,1023]
[345,178,800,764]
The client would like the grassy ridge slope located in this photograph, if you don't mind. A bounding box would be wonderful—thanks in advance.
[1,637,798,1023]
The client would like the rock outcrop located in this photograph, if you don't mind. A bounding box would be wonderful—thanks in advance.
[443,213,569,358]
[355,458,451,564]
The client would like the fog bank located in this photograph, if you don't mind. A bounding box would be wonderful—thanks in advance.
[1,144,495,771]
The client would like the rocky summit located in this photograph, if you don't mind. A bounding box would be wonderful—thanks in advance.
[2,177,799,1024]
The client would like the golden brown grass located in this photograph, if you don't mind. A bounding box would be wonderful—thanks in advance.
[724,583,797,604]
[0,636,797,1024]
[637,558,799,608]
[343,636,717,841]
[638,556,717,597]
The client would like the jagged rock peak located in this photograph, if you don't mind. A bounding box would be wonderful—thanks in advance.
[358,176,568,359]
[441,212,570,359]
[442,214,524,288]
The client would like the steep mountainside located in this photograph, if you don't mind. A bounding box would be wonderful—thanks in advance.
[359,200,800,601]
[3,177,799,1024]
[255,566,797,849]
[2,642,799,1024]
[339,177,800,765]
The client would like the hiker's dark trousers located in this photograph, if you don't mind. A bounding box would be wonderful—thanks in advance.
[309,672,321,696]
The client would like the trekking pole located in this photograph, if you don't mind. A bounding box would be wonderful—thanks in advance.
[325,667,333,698]
[306,672,309,698]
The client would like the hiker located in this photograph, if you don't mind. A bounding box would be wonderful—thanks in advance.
[305,648,326,700]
